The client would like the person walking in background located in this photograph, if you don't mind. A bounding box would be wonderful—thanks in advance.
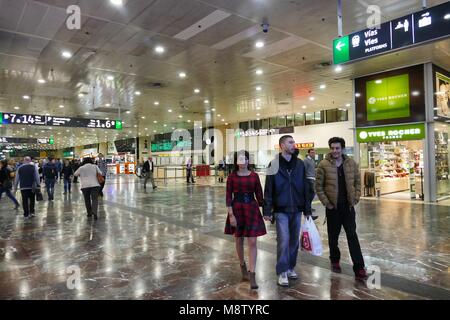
[186,157,195,184]
[61,160,74,195]
[315,137,367,281]
[72,160,80,183]
[14,156,41,219]
[217,159,225,183]
[97,153,108,196]
[143,157,157,190]
[304,149,319,220]
[0,159,20,209]
[225,150,266,290]
[263,135,312,287]
[55,158,62,182]
[74,157,102,220]
[43,157,58,201]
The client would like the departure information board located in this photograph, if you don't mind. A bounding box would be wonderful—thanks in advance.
[0,112,122,130]
[333,1,450,64]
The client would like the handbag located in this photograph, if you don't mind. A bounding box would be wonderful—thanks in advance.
[97,173,105,184]
[35,189,44,201]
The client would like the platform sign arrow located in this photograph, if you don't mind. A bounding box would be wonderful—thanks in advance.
[333,35,350,64]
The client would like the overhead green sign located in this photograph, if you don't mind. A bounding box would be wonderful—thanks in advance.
[333,36,350,64]
[357,123,425,142]
[49,137,54,145]
[0,112,3,124]
[115,120,122,130]
[366,74,410,121]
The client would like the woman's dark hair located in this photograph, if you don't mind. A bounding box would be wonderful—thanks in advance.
[233,150,252,172]
[328,137,346,149]
[82,157,93,165]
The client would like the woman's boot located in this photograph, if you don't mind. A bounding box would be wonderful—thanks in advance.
[240,263,249,281]
[249,272,258,289]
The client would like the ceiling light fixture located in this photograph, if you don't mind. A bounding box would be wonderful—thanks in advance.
[319,84,326,89]
[155,46,165,54]
[154,101,159,105]
[255,41,264,48]
[302,105,307,109]
[335,65,343,72]
[309,96,315,101]
[345,103,351,107]
[14,106,19,110]
[444,13,450,20]
[194,88,200,94]
[256,69,263,75]
[61,51,72,58]
[38,79,46,84]
[105,103,111,107]
[211,108,216,112]
[204,100,209,104]
[126,111,131,114]
[23,95,30,100]
[135,91,141,95]
[256,86,262,91]
[107,75,114,81]
[168,109,172,112]
[110,0,123,6]
[59,105,64,108]
[355,93,361,97]
[178,72,186,78]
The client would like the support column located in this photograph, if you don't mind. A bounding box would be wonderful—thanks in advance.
[423,63,436,202]
[337,0,343,37]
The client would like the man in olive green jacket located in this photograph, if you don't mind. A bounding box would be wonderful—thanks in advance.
[315,137,367,281]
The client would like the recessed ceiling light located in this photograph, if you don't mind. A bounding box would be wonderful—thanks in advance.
[168,109,172,112]
[355,93,361,97]
[153,120,157,123]
[412,91,420,96]
[445,13,450,20]
[178,115,183,118]
[302,105,307,109]
[217,114,221,117]
[345,103,351,107]
[153,130,157,133]
[255,41,264,48]
[309,96,315,101]
[78,93,84,98]
[145,128,148,130]
[172,127,175,130]
[178,72,186,78]
[256,113,260,116]
[164,124,167,127]
[256,107,261,110]
[135,91,141,95]
[126,110,131,114]
[256,69,263,75]
[141,116,145,119]
[110,0,123,5]
[194,88,200,94]
[134,125,137,128]
[59,105,64,108]
[61,51,72,58]
[204,100,209,104]
[23,95,30,100]
[14,106,19,110]
[84,112,89,115]
[211,108,216,112]
[154,101,159,105]
[335,65,343,72]
[256,86,262,91]
[221,119,225,121]
[105,103,111,107]
[107,75,114,80]
[319,84,326,89]
[155,46,165,54]
[38,79,46,84]
[256,98,261,102]
[187,120,191,123]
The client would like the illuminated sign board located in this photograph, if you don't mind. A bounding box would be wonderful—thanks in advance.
[0,137,53,144]
[0,112,122,130]
[333,1,450,64]
[235,127,294,138]
[356,123,425,142]
[275,142,315,150]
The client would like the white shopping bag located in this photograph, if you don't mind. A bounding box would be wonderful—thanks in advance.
[300,216,323,256]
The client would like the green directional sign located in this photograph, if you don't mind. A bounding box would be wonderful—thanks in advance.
[115,120,122,130]
[0,112,3,124]
[49,137,54,145]
[356,123,425,142]
[333,36,350,64]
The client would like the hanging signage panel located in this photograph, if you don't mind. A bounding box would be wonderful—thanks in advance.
[333,1,450,64]
[0,112,122,130]
[356,123,425,142]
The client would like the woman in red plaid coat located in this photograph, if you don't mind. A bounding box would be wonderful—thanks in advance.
[225,150,266,289]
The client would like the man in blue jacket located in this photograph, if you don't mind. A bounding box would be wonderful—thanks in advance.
[14,156,41,219]
[43,157,58,201]
[264,135,312,287]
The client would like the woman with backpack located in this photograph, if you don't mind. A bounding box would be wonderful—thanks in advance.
[0,160,20,209]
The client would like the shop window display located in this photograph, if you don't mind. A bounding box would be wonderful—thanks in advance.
[435,125,450,199]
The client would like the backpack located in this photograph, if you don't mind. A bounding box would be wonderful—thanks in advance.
[44,165,56,179]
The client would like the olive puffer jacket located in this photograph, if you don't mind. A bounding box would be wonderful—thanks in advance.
[315,153,361,208]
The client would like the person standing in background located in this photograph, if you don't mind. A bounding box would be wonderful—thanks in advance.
[61,160,74,194]
[43,158,58,201]
[303,149,319,221]
[55,158,62,183]
[186,157,195,184]
[143,157,157,190]
[97,153,108,197]
[14,156,41,219]
[72,160,80,183]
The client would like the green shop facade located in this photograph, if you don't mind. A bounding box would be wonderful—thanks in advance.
[353,63,450,202]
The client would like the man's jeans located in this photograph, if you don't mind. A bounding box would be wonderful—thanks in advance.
[81,186,100,216]
[64,178,71,193]
[0,187,19,207]
[45,178,56,199]
[20,189,35,217]
[275,212,301,275]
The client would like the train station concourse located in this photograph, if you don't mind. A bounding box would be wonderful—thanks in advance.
[0,0,449,307]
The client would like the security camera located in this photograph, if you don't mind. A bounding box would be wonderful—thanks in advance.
[261,22,270,33]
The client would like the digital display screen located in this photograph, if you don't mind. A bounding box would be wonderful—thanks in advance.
[355,64,425,127]
[0,112,122,130]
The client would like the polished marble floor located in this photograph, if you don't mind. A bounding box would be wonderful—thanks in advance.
[0,175,449,300]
